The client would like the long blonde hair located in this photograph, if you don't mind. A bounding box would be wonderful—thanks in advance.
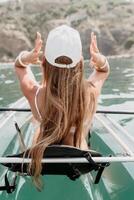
[29,56,96,189]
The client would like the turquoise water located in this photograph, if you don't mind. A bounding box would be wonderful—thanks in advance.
[0,58,134,199]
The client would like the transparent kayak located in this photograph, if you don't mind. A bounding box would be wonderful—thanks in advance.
[0,98,134,200]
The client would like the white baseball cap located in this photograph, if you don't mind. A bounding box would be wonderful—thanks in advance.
[45,25,82,68]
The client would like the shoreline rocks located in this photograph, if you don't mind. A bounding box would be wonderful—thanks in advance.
[0,0,134,62]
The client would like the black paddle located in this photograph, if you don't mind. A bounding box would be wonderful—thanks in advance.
[0,108,134,115]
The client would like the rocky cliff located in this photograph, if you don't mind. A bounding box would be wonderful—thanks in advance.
[0,0,134,61]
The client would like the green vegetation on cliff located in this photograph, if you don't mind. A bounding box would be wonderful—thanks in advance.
[0,0,134,61]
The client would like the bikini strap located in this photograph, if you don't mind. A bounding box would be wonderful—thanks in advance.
[35,87,42,120]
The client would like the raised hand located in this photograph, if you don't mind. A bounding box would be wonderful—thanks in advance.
[31,32,43,64]
[18,32,43,66]
[90,32,106,70]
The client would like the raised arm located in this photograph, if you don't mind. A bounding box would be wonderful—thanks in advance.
[14,32,43,101]
[88,32,110,95]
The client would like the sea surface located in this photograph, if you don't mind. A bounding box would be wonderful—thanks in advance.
[0,57,134,199]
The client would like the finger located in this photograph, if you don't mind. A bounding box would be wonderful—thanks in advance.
[92,33,99,53]
[94,34,98,47]
[90,44,97,59]
[34,40,43,54]
[91,32,98,53]
[35,32,41,46]
[90,45,98,61]
[36,32,41,40]
[90,32,94,45]
[35,38,42,49]
[90,31,96,47]
[36,40,43,50]
[93,34,99,52]
[91,39,97,52]
[35,32,42,46]
[34,32,42,52]
[92,40,99,53]
[90,42,97,57]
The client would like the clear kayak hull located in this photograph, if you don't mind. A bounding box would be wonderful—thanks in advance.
[0,99,134,200]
